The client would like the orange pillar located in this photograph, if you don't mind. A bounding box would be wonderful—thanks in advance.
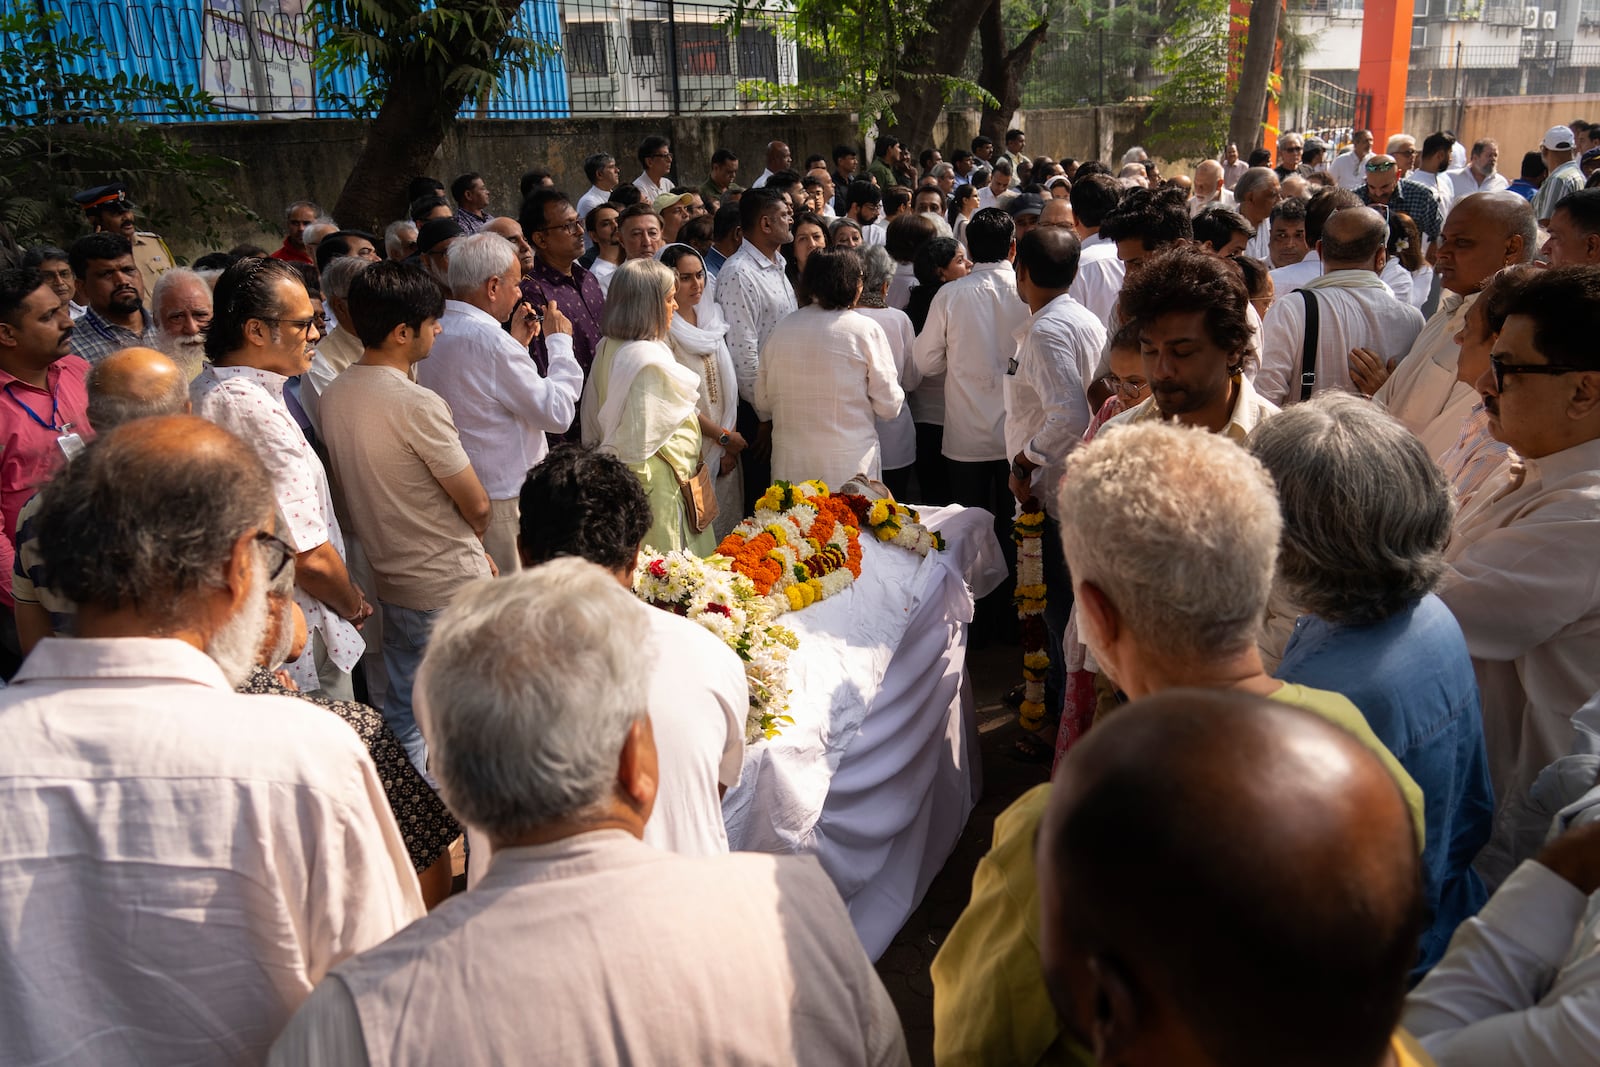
[1358,0,1413,146]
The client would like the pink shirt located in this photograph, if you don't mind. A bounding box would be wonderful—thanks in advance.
[0,355,91,606]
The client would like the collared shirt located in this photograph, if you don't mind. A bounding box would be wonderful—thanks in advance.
[633,172,676,201]
[1406,858,1600,1064]
[1532,159,1585,222]
[67,304,158,365]
[752,167,775,188]
[1440,436,1600,848]
[1372,291,1480,459]
[414,300,583,499]
[1244,222,1273,262]
[715,239,797,404]
[0,636,424,1065]
[1256,270,1425,405]
[270,240,316,265]
[1507,178,1538,201]
[1437,402,1510,511]
[1329,149,1372,189]
[912,260,1030,462]
[1447,167,1510,199]
[589,256,619,295]
[576,185,612,252]
[191,364,364,685]
[1413,168,1457,219]
[522,257,605,377]
[1359,178,1444,239]
[453,206,494,235]
[1003,292,1106,516]
[1067,251,1125,327]
[0,355,91,607]
[268,831,908,1066]
[1106,373,1279,443]
[699,178,742,208]
[1186,186,1235,215]
[1221,157,1250,189]
[1269,248,1322,293]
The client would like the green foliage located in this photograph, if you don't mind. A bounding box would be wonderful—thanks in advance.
[311,0,558,119]
[0,7,258,252]
[1146,0,1230,158]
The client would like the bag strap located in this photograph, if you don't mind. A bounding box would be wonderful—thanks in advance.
[1297,288,1320,402]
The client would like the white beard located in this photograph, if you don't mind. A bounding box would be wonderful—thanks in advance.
[158,332,208,380]
[206,554,270,688]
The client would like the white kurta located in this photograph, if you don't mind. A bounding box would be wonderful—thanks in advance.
[857,305,921,472]
[1269,249,1321,295]
[755,305,904,486]
[1373,290,1481,458]
[0,638,423,1065]
[1440,437,1600,848]
[1255,271,1425,405]
[269,832,909,1067]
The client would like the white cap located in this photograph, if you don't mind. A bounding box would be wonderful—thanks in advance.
[1542,125,1576,151]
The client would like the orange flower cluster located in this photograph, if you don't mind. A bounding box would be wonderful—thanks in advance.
[811,496,864,578]
[717,530,786,595]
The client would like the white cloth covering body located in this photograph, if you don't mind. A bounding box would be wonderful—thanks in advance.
[755,305,905,486]
[269,831,910,1067]
[415,300,583,499]
[1256,270,1425,405]
[1373,290,1481,458]
[0,637,423,1065]
[912,260,1030,462]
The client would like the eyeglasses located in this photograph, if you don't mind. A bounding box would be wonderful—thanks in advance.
[261,316,318,336]
[538,219,584,234]
[1489,354,1592,393]
[1104,375,1149,398]
[649,152,673,160]
[1365,159,1397,172]
[254,530,295,583]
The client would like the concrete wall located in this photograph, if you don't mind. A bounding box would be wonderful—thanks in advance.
[162,112,861,257]
[1404,93,1596,164]
[939,104,1160,165]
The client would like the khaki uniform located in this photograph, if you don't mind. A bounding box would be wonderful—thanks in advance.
[132,231,174,301]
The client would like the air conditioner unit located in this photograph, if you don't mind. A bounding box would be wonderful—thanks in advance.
[1542,10,1557,26]
[1524,5,1540,27]
[1521,35,1539,56]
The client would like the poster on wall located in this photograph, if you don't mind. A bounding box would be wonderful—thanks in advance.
[201,0,316,115]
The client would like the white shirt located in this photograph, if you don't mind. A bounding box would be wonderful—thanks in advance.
[0,637,423,1065]
[1415,168,1457,218]
[1451,140,1469,170]
[752,167,774,188]
[1406,857,1600,1065]
[1269,249,1322,294]
[715,239,797,404]
[270,832,909,1067]
[858,305,921,471]
[1381,255,1414,306]
[887,261,917,311]
[756,306,904,486]
[632,172,675,201]
[1373,291,1480,458]
[1256,270,1424,405]
[1329,149,1372,190]
[1187,187,1235,216]
[589,256,618,295]
[1003,293,1106,516]
[415,300,582,500]
[976,186,1003,210]
[912,260,1030,462]
[1447,167,1510,199]
[1244,222,1273,262]
[576,184,612,250]
[1067,251,1125,328]
[1440,437,1600,839]
[1221,158,1250,190]
[191,363,363,686]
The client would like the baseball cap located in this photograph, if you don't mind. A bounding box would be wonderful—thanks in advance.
[1543,125,1576,151]
[653,192,695,212]
[1007,193,1045,219]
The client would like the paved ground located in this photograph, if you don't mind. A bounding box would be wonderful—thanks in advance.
[873,638,1050,1066]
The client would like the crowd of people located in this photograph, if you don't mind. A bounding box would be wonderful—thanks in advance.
[0,113,1598,1065]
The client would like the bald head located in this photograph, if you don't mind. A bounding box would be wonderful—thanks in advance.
[1437,192,1537,295]
[1460,190,1538,257]
[1038,688,1423,1067]
[1318,206,1389,270]
[86,347,190,431]
[1193,159,1223,198]
[1038,198,1074,229]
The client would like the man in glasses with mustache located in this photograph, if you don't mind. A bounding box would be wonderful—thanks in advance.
[1439,265,1600,883]
[64,232,159,366]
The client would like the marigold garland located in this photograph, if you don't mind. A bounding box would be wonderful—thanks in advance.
[842,495,947,556]
[634,550,798,742]
[716,480,863,616]
[1014,500,1048,732]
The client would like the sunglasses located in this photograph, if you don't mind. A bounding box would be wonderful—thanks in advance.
[1365,159,1397,173]
[1488,354,1592,393]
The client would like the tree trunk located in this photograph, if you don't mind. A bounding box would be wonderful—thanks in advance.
[977,4,1049,143]
[1228,0,1281,155]
[887,0,994,153]
[332,72,457,233]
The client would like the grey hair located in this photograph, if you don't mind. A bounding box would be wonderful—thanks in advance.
[1234,167,1278,202]
[860,244,895,291]
[319,255,370,302]
[383,220,417,261]
[303,220,339,246]
[86,359,190,431]
[1385,134,1416,153]
[1057,421,1282,660]
[416,557,651,839]
[36,416,274,629]
[1246,393,1453,625]
[828,217,863,242]
[930,162,955,180]
[447,232,517,294]
[600,258,674,341]
[150,267,209,322]
[1121,146,1150,165]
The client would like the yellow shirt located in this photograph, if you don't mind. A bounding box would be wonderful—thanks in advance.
[931,682,1427,1066]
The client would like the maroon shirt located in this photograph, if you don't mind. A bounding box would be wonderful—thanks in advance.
[521,257,604,444]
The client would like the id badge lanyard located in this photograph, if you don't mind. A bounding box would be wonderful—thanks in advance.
[6,383,85,460]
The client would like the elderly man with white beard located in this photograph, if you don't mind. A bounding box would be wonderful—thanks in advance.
[149,267,212,381]
[0,415,422,1064]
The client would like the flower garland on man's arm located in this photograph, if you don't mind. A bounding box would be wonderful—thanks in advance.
[1014,500,1048,732]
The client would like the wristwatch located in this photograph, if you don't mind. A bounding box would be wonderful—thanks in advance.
[718,430,731,446]
[1011,458,1032,482]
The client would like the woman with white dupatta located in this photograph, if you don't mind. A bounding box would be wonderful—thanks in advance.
[580,258,715,555]
[658,244,745,539]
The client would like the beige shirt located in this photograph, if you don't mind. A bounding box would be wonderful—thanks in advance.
[1373,291,1480,459]
[0,637,423,1065]
[270,831,910,1067]
[319,363,491,609]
